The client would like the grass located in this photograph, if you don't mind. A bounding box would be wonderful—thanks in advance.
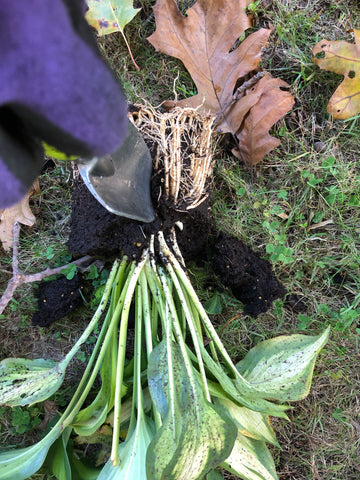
[1,0,360,479]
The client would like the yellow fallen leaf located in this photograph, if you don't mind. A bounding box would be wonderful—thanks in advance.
[313,29,360,119]
[0,183,38,252]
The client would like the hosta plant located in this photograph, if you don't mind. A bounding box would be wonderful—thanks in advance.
[0,108,329,480]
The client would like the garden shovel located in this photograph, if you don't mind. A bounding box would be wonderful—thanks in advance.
[77,121,154,222]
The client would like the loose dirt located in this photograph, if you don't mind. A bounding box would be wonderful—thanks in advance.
[65,176,286,318]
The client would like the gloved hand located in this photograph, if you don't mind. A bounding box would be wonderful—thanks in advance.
[0,0,128,208]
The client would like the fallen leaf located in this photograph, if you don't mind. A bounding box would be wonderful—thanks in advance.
[0,183,38,252]
[85,0,141,69]
[148,0,294,165]
[313,29,360,119]
[234,74,295,165]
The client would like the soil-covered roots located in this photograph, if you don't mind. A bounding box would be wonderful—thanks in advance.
[129,105,216,211]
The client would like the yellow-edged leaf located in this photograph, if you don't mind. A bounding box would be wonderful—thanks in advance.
[313,29,360,119]
[85,0,140,68]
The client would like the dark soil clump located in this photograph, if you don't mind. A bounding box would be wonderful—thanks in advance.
[212,233,286,316]
[32,274,83,327]
[67,178,214,262]
[67,176,286,318]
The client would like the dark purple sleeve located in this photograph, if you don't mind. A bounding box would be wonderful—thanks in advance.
[0,0,128,208]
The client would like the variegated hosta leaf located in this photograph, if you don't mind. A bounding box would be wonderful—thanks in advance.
[0,358,64,407]
[97,414,155,480]
[147,340,237,480]
[236,328,330,402]
[222,432,278,480]
[200,343,290,419]
[163,401,237,480]
[216,397,279,447]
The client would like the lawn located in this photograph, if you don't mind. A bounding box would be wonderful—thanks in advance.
[0,1,359,479]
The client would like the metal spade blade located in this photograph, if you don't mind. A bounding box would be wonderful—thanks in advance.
[77,121,154,222]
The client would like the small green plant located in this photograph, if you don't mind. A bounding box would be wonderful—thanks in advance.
[11,406,42,435]
[60,264,77,281]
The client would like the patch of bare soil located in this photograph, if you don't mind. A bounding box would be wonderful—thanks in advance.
[66,173,285,318]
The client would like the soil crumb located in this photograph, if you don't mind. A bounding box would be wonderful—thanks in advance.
[67,178,214,261]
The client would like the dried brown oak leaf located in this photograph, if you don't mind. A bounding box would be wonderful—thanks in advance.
[313,29,360,119]
[0,181,39,251]
[148,0,294,165]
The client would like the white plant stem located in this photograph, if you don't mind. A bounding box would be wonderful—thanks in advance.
[111,250,149,466]
[158,232,250,383]
[158,235,211,402]
[158,265,207,407]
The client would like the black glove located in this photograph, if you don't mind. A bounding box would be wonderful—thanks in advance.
[0,0,128,208]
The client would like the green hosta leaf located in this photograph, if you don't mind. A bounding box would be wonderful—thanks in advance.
[147,340,237,480]
[236,328,330,402]
[206,470,225,480]
[216,397,279,447]
[222,433,278,480]
[200,345,290,419]
[85,0,140,36]
[97,413,155,480]
[203,292,223,315]
[68,445,101,480]
[105,389,152,428]
[0,358,64,407]
[45,428,72,480]
[0,421,62,480]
